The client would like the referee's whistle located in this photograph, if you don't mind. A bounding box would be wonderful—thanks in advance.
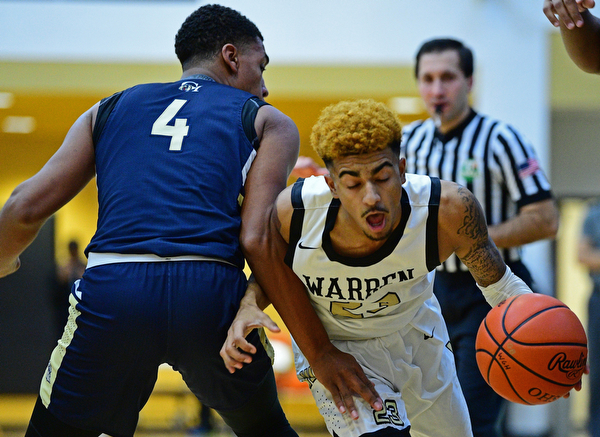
[433,105,443,128]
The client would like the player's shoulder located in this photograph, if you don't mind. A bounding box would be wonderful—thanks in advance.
[439,180,477,213]
[403,173,435,193]
[280,176,331,211]
[276,176,332,243]
[255,102,290,121]
[275,184,295,226]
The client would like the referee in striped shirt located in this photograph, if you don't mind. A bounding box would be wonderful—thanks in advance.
[402,38,559,437]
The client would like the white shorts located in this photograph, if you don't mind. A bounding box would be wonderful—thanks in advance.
[293,312,473,437]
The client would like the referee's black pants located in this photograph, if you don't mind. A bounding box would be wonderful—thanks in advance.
[434,261,533,437]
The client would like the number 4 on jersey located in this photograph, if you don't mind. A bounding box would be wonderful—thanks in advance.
[151,99,189,151]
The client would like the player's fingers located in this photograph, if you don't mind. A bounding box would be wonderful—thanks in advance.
[340,391,360,420]
[580,0,596,10]
[330,378,363,420]
[220,321,259,372]
[558,0,585,28]
[329,385,352,419]
[354,378,383,412]
[227,330,257,355]
[219,347,241,373]
[255,311,281,334]
[543,1,562,26]
[220,338,255,373]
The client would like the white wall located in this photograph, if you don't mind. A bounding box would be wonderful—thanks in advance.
[0,1,550,138]
[0,0,555,293]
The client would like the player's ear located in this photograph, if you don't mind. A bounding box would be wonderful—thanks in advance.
[325,175,338,198]
[221,43,239,73]
[398,157,406,185]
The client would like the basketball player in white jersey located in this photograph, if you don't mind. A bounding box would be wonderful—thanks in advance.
[221,99,538,436]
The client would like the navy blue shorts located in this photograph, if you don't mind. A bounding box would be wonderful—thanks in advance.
[39,261,272,436]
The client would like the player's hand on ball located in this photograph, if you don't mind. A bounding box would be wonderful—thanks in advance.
[0,257,20,278]
[543,0,596,28]
[220,297,280,374]
[562,365,589,399]
[476,294,587,405]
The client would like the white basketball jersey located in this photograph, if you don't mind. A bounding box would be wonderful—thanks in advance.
[284,173,441,341]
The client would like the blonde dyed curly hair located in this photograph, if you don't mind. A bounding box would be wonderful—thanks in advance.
[310,99,402,164]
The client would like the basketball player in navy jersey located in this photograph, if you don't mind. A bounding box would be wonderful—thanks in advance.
[221,99,546,437]
[0,4,380,436]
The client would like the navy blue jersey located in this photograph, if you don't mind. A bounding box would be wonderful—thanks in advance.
[86,78,266,268]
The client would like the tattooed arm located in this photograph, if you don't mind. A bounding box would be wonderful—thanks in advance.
[437,181,532,304]
[437,180,506,287]
[434,183,529,306]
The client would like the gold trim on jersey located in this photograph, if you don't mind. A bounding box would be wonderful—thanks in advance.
[40,290,82,407]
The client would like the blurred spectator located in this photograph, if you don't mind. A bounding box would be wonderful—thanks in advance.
[578,199,600,437]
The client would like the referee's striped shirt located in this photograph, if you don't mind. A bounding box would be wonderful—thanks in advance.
[401,109,553,273]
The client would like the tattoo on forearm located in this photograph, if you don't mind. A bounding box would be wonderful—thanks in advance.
[462,239,504,286]
[456,186,487,240]
[456,186,504,286]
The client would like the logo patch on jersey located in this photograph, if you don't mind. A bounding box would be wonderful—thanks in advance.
[460,159,479,183]
[518,158,540,179]
[179,81,202,92]
[73,279,82,300]
[298,366,317,388]
[45,361,52,383]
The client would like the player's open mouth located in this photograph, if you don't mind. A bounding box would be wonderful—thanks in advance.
[366,213,386,231]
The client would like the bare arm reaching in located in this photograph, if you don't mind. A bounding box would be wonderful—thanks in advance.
[543,0,600,74]
[0,105,97,278]
[237,105,383,420]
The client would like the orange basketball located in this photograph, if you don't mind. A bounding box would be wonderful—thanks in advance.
[475,293,587,405]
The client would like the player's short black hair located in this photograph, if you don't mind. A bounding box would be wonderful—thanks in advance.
[175,4,263,69]
[414,38,474,79]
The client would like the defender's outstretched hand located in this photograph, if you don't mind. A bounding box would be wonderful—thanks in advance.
[220,279,383,420]
[220,283,280,373]
[544,0,595,28]
[562,365,589,398]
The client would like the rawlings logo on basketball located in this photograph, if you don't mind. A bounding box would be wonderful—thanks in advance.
[547,352,587,379]
[475,293,588,405]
